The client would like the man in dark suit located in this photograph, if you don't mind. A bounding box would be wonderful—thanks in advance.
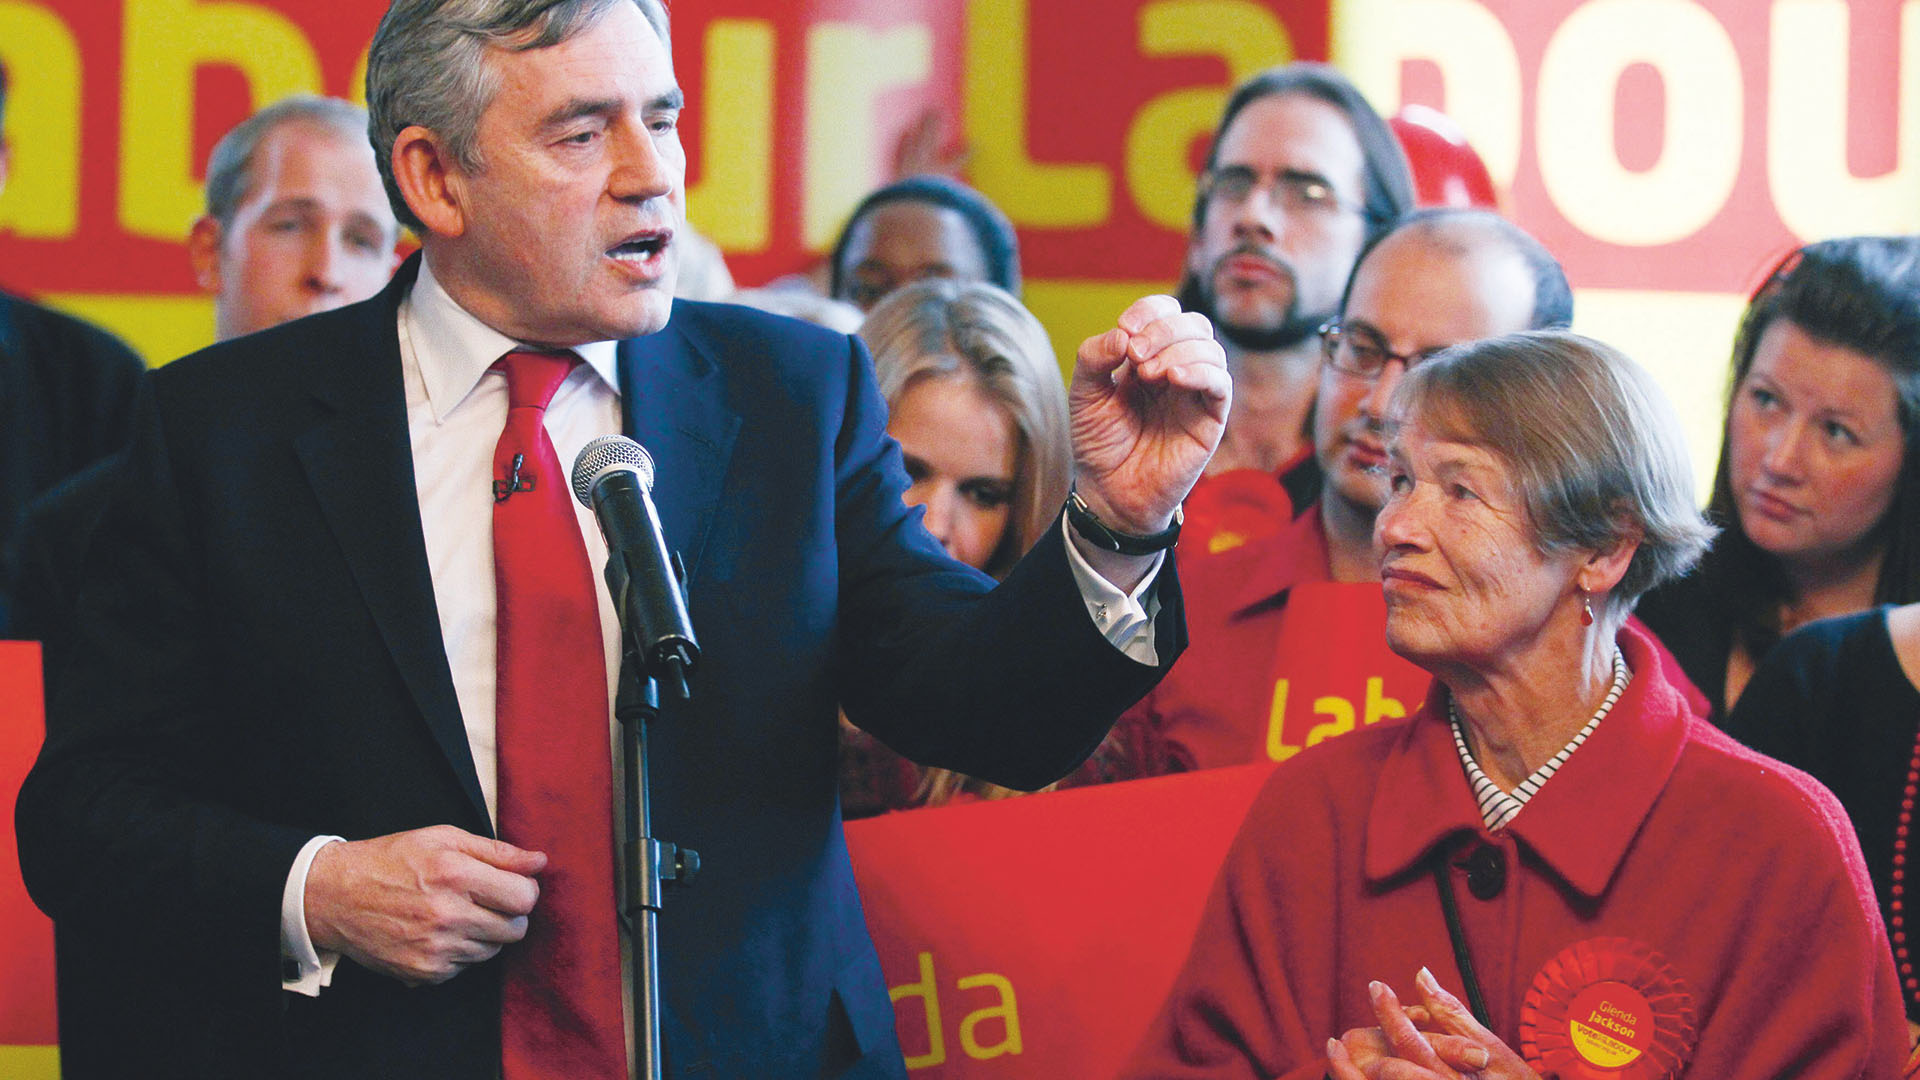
[15,1,1229,1077]
[0,59,147,633]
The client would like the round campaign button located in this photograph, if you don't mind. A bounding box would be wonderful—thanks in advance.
[1518,937,1696,1080]
[1565,981,1654,1069]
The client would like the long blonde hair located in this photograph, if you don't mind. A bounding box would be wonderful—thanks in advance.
[862,280,1072,579]
[860,280,1073,804]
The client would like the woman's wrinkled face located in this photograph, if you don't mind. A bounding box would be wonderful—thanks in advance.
[890,374,1018,572]
[1374,418,1587,671]
[1727,319,1906,572]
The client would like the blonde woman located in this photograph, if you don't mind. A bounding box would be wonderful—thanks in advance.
[839,281,1174,815]
[861,279,1069,577]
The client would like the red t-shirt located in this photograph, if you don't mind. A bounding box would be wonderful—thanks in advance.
[1126,504,1431,771]
[1181,454,1310,557]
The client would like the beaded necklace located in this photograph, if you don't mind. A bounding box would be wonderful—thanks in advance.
[1890,730,1920,1007]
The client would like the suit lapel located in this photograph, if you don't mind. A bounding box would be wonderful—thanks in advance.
[617,310,740,584]
[292,261,491,827]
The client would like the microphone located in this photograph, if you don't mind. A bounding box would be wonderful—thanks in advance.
[570,435,699,698]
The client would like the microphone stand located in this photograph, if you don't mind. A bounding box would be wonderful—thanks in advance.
[608,556,698,1080]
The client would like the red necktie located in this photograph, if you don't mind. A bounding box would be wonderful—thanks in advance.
[491,350,625,1079]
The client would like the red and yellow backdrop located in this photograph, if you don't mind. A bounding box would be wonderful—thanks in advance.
[4,1,1915,482]
[1,1,1915,1075]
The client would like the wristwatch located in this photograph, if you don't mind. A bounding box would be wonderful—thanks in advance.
[1064,489,1183,556]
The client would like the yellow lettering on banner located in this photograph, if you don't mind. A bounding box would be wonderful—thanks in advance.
[1267,678,1299,762]
[350,46,371,109]
[1365,677,1405,726]
[1344,0,1522,190]
[890,951,946,1069]
[1023,278,1173,385]
[1536,0,1742,247]
[0,1046,60,1079]
[43,291,215,366]
[802,22,928,251]
[1270,678,1409,762]
[1305,695,1355,746]
[1125,1,1292,230]
[0,2,81,237]
[1769,1,1920,238]
[687,19,774,251]
[956,973,1022,1059]
[1367,672,1413,722]
[119,0,322,240]
[965,0,1110,226]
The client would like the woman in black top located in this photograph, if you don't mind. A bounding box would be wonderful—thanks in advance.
[1637,236,1920,722]
[1725,602,1920,1024]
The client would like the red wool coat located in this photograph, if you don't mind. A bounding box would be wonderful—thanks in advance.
[1121,624,1906,1080]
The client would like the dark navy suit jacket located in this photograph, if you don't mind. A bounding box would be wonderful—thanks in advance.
[16,257,1185,1078]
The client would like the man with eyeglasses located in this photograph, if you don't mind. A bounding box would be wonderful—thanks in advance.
[1175,63,1414,555]
[1128,209,1570,772]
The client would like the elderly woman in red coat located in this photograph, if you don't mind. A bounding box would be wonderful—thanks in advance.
[1121,331,1906,1080]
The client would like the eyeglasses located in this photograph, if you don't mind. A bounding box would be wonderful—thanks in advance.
[1318,322,1450,379]
[1199,165,1362,217]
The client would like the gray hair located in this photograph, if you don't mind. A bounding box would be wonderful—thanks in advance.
[859,279,1072,580]
[204,95,376,228]
[366,0,671,232]
[1388,330,1716,621]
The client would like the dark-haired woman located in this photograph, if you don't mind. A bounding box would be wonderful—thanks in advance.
[1638,235,1920,723]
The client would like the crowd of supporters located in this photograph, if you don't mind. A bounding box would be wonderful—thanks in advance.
[6,34,1920,1079]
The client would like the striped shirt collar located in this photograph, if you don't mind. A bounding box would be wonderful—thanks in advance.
[1449,647,1631,832]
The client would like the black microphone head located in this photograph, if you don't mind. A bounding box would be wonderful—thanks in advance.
[571,435,655,507]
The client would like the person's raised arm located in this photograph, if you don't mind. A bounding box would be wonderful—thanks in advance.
[1067,295,1230,591]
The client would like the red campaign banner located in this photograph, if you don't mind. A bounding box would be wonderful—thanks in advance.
[9,0,1904,303]
[846,763,1274,1077]
[0,642,56,1066]
[1265,582,1432,764]
[0,0,1331,364]
[1366,0,1918,293]
[0,0,1329,290]
[11,0,1903,473]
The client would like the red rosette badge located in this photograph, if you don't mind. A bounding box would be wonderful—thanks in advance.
[1518,937,1697,1080]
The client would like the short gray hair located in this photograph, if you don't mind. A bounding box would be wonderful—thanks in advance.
[204,95,374,228]
[1387,330,1716,621]
[366,0,671,232]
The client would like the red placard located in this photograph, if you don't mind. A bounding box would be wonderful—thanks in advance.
[1373,0,1917,294]
[0,642,55,1049]
[847,763,1274,1077]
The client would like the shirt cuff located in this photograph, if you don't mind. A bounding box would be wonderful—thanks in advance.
[281,834,346,996]
[1061,515,1163,666]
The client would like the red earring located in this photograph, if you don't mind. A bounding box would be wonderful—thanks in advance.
[1580,591,1594,627]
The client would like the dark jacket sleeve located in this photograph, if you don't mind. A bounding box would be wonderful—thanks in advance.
[14,384,309,995]
[825,330,1188,790]
[0,295,147,627]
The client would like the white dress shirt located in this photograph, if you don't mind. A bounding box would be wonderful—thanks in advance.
[281,257,1163,992]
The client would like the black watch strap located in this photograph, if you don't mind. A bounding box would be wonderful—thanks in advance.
[1064,490,1182,556]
